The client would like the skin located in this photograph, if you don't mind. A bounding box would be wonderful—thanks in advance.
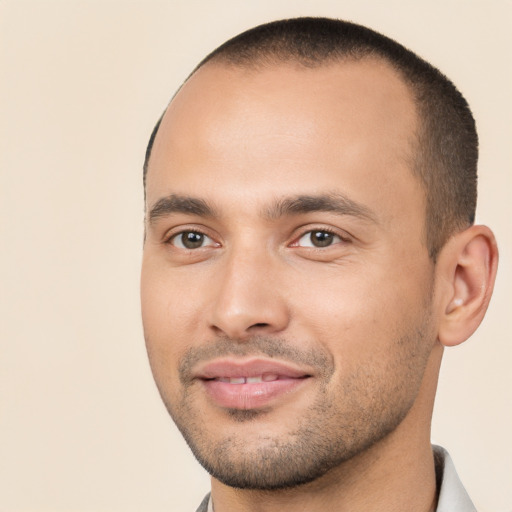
[141,58,498,512]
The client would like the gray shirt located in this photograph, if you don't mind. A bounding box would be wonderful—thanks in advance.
[195,445,476,512]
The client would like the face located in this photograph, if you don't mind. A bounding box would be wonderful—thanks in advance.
[141,59,438,489]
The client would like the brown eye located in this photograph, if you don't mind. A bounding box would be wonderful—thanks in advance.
[297,230,341,248]
[171,231,211,249]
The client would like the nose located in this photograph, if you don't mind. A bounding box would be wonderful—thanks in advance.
[208,248,290,340]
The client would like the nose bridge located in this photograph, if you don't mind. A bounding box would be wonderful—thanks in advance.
[208,240,289,339]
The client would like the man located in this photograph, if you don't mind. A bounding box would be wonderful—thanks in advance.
[140,17,498,512]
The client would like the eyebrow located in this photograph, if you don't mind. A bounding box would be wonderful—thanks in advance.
[264,193,377,222]
[147,192,377,224]
[148,194,217,224]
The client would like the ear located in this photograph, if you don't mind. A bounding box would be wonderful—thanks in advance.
[436,225,498,347]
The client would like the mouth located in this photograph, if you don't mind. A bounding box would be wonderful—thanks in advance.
[195,359,312,410]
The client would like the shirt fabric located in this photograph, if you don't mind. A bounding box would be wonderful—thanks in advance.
[195,445,476,512]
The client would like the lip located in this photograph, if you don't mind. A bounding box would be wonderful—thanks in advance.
[195,358,312,410]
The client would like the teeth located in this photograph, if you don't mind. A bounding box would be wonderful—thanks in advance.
[215,373,279,384]
[216,377,246,384]
[216,374,280,384]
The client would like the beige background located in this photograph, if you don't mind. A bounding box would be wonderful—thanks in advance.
[0,1,510,511]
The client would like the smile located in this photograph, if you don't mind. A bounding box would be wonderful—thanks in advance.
[195,359,311,410]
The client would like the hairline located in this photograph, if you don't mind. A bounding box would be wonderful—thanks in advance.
[145,44,474,261]
[145,53,423,185]
[144,53,432,247]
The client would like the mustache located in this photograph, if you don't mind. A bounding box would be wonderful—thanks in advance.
[178,336,334,385]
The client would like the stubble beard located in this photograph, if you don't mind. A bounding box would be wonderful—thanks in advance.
[155,319,435,491]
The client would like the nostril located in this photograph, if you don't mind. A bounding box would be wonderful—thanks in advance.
[251,323,270,328]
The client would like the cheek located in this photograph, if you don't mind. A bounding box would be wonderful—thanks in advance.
[141,261,203,387]
[141,257,204,334]
[291,261,432,362]
[295,269,434,418]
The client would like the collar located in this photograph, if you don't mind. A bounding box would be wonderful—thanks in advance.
[433,445,476,512]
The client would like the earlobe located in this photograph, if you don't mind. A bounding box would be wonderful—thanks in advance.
[437,225,498,347]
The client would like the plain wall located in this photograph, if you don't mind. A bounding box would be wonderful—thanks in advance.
[0,1,510,511]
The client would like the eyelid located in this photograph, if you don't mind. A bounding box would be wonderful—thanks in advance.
[171,232,215,249]
[160,223,352,250]
[289,226,352,247]
[163,224,220,247]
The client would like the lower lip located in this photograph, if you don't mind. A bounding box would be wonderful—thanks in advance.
[201,377,308,410]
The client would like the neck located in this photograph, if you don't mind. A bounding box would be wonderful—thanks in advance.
[210,344,443,512]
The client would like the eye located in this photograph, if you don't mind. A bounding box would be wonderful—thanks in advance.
[169,231,215,249]
[295,230,343,248]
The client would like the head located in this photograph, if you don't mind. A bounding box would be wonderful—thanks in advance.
[141,18,497,491]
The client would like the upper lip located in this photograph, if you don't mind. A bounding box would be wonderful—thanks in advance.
[194,358,311,380]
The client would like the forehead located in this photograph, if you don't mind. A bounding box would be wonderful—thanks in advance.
[157,58,417,150]
[146,58,422,227]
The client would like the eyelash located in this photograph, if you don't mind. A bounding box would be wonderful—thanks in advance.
[164,226,350,250]
[291,227,350,249]
[165,229,217,250]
